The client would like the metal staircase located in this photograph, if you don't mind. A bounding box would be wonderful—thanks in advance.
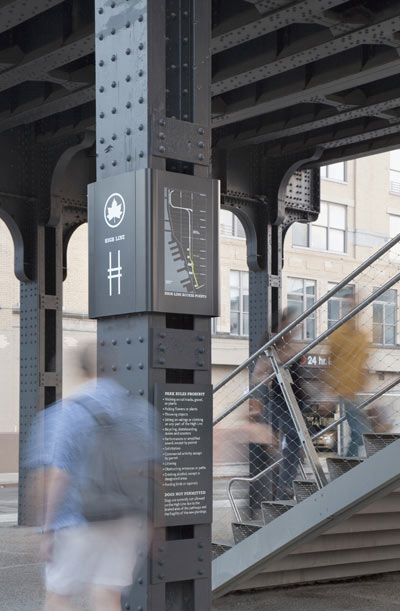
[212,234,400,597]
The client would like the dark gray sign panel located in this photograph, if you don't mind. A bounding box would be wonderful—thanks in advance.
[89,169,219,318]
[154,383,213,527]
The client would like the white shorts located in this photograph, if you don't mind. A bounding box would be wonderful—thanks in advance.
[46,516,149,595]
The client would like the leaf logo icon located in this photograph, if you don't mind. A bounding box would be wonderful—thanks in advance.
[104,193,126,228]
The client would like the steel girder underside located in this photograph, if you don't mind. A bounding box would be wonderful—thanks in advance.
[0,1,397,160]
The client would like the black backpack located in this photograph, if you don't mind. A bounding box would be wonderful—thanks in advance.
[78,399,150,522]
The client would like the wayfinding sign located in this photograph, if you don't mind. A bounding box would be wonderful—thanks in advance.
[154,383,213,527]
[88,169,219,318]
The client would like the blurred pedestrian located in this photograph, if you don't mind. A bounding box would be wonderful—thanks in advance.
[324,312,371,456]
[251,307,308,501]
[25,343,160,611]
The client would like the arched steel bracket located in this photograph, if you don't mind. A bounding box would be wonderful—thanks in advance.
[0,199,36,283]
[221,192,268,272]
[50,131,95,280]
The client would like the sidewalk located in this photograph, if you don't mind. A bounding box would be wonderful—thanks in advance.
[1,523,400,610]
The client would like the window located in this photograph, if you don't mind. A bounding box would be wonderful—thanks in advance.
[390,150,400,195]
[287,277,316,340]
[292,202,347,253]
[373,289,397,346]
[389,214,400,263]
[230,270,249,336]
[321,162,347,182]
[327,284,354,328]
[220,209,245,239]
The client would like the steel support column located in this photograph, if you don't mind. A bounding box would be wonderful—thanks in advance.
[93,1,214,609]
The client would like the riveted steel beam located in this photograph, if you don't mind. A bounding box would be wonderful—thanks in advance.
[0,85,95,133]
[212,0,347,54]
[0,0,65,34]
[212,11,400,96]
[0,26,94,94]
[212,47,400,127]
[215,91,400,149]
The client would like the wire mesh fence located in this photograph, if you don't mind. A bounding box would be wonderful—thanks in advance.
[212,238,400,555]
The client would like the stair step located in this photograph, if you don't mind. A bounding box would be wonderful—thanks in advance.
[232,521,262,544]
[363,433,400,457]
[261,501,295,525]
[293,479,318,503]
[326,457,363,480]
[212,542,232,559]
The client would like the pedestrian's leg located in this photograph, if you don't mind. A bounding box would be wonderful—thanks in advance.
[279,434,300,498]
[43,592,74,611]
[91,586,122,611]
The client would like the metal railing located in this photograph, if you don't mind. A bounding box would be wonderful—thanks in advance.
[227,374,400,522]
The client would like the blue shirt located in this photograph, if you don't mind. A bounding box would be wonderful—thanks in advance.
[25,378,159,531]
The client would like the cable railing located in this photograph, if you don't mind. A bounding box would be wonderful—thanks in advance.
[212,232,400,549]
[227,375,400,522]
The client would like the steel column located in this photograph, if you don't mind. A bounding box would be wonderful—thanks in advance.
[94,1,213,609]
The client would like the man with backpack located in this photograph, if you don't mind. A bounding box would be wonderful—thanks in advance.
[26,344,160,611]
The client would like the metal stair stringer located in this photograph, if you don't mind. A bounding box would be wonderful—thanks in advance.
[212,438,400,598]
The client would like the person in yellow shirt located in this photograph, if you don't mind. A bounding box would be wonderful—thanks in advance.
[324,314,371,456]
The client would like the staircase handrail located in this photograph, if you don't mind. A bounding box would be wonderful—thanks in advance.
[227,373,400,522]
[213,269,400,426]
[214,232,400,395]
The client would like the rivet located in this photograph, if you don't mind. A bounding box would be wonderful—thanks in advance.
[158,546,164,553]
[99,86,105,92]
[112,134,117,141]
[138,69,144,77]
[197,361,204,367]
[111,28,116,35]
[183,113,189,120]
[198,153,204,161]
[126,75,131,82]
[126,21,131,28]
[198,141,205,148]
[158,574,164,580]
[111,54,117,61]
[198,542,204,548]
[159,332,166,338]
[112,366,117,372]
[112,339,117,345]
[138,15,144,22]
[99,34,104,41]
[100,340,105,346]
[98,8,104,14]
[112,107,117,114]
[139,337,144,342]
[126,101,132,109]
[100,112,105,118]
[198,555,204,561]
[137,577,143,585]
[126,338,132,344]
[138,97,144,104]
[159,358,165,365]
[171,64,177,70]
[124,603,130,610]
[139,390,144,396]
[139,151,144,157]
[127,155,132,162]
[100,163,105,170]
[159,146,165,153]
[111,81,116,88]
[112,160,117,166]
[183,37,189,43]
[159,344,165,352]
[100,137,105,144]
[99,60,104,67]
[126,48,131,55]
[183,62,188,69]
[158,560,164,566]
[198,570,204,576]
[126,364,132,370]
[138,363,144,369]
[126,128,132,135]
[198,127,205,135]
[111,1,115,7]
[159,132,165,139]
[138,43,144,50]
[138,124,144,131]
